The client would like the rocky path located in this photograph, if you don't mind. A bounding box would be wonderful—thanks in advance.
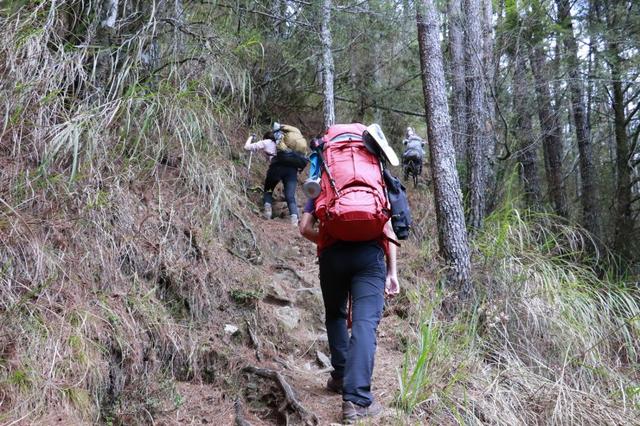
[157,206,408,425]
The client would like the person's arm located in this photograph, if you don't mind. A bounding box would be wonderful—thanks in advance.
[384,221,400,296]
[299,212,319,243]
[244,135,268,152]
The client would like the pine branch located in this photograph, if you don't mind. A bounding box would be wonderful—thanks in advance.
[332,94,425,117]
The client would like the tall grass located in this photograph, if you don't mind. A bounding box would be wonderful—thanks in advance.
[397,200,640,424]
[0,2,256,422]
[396,291,474,414]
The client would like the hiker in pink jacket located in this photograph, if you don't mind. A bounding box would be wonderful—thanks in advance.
[244,131,300,225]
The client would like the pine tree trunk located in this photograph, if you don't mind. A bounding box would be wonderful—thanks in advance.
[321,0,335,129]
[609,37,633,259]
[465,0,489,231]
[529,45,568,217]
[416,0,473,309]
[447,0,467,169]
[513,51,542,208]
[270,0,284,36]
[94,0,119,91]
[556,0,599,236]
[482,0,497,209]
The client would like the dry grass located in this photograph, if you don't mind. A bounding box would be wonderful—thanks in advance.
[0,2,263,423]
[399,201,640,425]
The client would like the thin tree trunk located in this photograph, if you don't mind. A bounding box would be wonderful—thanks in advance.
[609,34,633,259]
[482,0,497,209]
[270,0,284,36]
[417,0,473,311]
[513,50,542,208]
[465,0,489,231]
[94,0,119,91]
[101,0,119,27]
[320,0,335,129]
[447,0,467,168]
[529,45,568,217]
[556,0,599,236]
[173,0,185,89]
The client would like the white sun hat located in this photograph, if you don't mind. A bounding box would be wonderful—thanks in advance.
[364,123,399,166]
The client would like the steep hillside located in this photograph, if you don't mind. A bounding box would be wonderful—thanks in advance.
[0,123,426,424]
[3,135,639,424]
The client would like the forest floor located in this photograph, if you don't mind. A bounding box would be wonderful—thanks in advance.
[151,189,415,425]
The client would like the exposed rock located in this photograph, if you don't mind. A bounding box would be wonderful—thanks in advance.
[224,324,239,335]
[316,350,331,369]
[264,273,295,304]
[275,306,300,330]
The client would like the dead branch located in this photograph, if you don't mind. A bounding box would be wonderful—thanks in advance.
[332,94,425,118]
[246,316,263,362]
[242,366,319,426]
[234,398,253,426]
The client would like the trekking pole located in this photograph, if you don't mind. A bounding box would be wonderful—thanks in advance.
[247,133,256,173]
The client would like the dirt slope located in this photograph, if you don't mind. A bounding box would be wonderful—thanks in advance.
[153,183,413,425]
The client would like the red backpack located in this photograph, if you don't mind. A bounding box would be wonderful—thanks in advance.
[314,123,390,242]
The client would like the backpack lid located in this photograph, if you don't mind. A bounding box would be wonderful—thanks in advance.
[323,123,368,142]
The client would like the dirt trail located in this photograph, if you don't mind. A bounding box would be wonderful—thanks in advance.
[157,202,408,425]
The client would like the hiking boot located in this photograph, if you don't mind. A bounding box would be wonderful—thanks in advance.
[342,400,383,424]
[263,203,272,220]
[326,376,343,394]
[290,214,299,226]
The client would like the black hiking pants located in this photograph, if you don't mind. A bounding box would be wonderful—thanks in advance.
[263,163,299,217]
[319,240,385,407]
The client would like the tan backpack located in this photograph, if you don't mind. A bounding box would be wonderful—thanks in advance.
[275,124,308,154]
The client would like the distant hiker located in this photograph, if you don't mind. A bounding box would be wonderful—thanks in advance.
[401,127,426,183]
[244,126,307,226]
[299,123,400,424]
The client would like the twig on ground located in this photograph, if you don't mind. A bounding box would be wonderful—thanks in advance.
[242,366,319,426]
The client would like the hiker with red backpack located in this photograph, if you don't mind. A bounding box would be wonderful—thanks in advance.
[299,123,402,424]
[244,122,308,226]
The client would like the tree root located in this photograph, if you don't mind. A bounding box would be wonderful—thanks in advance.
[246,316,263,362]
[242,366,319,426]
[234,398,253,426]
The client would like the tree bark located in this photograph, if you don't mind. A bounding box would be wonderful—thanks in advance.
[529,45,568,217]
[101,0,119,28]
[417,0,473,308]
[447,0,467,169]
[513,50,542,208]
[608,23,633,259]
[556,0,599,236]
[320,0,335,129]
[482,0,497,209]
[464,0,489,231]
[270,0,285,36]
